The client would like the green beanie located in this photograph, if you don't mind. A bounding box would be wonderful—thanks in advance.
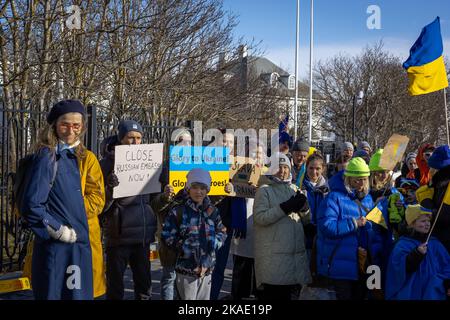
[369,149,385,172]
[345,157,370,177]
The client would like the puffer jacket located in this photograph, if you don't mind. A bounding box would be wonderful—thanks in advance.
[316,173,373,281]
[253,176,312,288]
[99,136,157,247]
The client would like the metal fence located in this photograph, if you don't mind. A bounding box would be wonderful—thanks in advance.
[0,103,185,273]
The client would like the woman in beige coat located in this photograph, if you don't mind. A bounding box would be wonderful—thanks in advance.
[253,152,312,300]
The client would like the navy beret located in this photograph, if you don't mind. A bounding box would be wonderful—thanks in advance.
[47,99,86,124]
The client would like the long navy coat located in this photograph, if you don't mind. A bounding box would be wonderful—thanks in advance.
[21,147,93,300]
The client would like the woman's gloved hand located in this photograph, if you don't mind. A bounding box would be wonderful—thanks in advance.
[279,191,308,214]
[46,225,77,243]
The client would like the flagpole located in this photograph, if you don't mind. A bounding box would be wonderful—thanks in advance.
[444,88,450,145]
[308,0,314,144]
[294,0,300,141]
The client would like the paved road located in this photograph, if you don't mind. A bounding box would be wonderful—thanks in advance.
[0,254,234,300]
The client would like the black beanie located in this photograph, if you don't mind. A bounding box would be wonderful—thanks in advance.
[118,120,144,141]
[47,99,86,124]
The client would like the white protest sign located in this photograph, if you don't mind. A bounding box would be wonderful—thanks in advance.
[113,143,163,198]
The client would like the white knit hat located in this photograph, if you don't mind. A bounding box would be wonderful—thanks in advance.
[267,152,292,175]
[186,168,212,192]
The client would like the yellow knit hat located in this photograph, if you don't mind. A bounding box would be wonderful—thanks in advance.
[405,204,432,226]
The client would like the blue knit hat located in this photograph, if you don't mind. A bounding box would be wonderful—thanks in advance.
[118,120,143,141]
[47,99,86,124]
[427,145,450,170]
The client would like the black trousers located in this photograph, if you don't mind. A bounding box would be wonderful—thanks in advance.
[231,255,258,300]
[332,279,367,300]
[106,244,151,300]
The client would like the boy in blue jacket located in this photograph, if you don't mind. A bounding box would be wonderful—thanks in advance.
[161,168,227,300]
[385,204,450,300]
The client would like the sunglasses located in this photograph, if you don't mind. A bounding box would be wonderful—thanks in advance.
[423,152,433,157]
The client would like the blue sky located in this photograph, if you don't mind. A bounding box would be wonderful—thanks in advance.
[223,0,450,78]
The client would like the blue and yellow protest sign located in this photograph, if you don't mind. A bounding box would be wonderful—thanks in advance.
[169,146,231,195]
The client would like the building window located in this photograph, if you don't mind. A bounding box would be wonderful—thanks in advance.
[288,75,296,90]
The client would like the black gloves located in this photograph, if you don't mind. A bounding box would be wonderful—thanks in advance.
[279,191,308,215]
[107,172,120,188]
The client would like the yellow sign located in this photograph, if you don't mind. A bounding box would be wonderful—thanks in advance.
[366,206,387,229]
[169,170,229,196]
[0,277,31,294]
[379,134,410,171]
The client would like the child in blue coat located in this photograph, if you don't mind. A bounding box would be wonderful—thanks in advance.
[385,204,450,300]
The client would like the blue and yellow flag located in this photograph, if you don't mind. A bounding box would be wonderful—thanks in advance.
[403,17,448,96]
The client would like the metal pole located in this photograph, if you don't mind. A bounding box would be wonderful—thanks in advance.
[308,0,314,144]
[352,95,356,145]
[444,88,450,145]
[294,0,300,141]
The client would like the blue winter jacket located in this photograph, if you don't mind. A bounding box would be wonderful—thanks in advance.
[367,187,404,284]
[302,175,329,250]
[21,147,93,300]
[316,173,373,280]
[385,236,450,300]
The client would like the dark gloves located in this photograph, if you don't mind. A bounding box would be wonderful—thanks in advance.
[279,191,308,215]
[106,172,120,188]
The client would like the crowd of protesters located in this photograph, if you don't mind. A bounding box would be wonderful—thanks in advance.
[18,99,450,300]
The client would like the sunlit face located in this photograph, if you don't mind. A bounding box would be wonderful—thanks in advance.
[342,149,353,160]
[279,142,290,154]
[412,214,431,234]
[307,159,324,183]
[121,131,142,145]
[407,158,417,171]
[188,183,208,204]
[275,164,290,181]
[292,151,309,166]
[223,133,234,155]
[373,170,390,185]
[349,177,368,192]
[55,113,84,145]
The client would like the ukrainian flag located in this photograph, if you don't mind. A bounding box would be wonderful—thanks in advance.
[403,17,448,96]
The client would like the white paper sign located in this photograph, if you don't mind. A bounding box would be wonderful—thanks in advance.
[113,143,163,198]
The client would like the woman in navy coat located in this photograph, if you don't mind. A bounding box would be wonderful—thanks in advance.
[21,100,93,300]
